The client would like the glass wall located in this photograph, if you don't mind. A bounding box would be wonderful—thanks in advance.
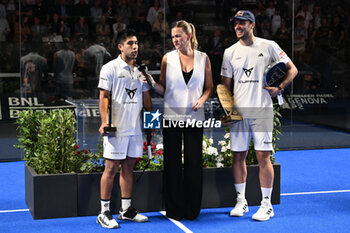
[0,0,349,160]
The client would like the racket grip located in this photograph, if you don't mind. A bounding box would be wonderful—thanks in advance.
[277,94,284,106]
[146,130,152,159]
[147,145,152,159]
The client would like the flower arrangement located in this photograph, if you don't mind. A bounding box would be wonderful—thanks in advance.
[134,141,164,171]
[202,136,221,167]
[217,129,234,167]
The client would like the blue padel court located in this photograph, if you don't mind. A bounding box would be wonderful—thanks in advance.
[1,148,350,233]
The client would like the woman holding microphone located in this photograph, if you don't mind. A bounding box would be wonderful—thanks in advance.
[146,20,213,220]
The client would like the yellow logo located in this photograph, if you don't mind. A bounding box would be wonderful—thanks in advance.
[236,11,244,16]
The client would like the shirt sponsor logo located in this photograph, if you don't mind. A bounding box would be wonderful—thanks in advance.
[279,51,285,58]
[238,80,259,84]
[243,67,254,77]
[125,88,137,99]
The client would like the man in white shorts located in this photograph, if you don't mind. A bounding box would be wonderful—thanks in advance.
[96,29,152,229]
[221,10,298,221]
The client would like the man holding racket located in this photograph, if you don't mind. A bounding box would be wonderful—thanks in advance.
[97,29,152,228]
[221,10,297,221]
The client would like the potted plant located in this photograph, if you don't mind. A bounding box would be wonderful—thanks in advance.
[16,109,104,219]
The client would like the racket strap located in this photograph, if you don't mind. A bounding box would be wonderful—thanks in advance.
[277,94,283,106]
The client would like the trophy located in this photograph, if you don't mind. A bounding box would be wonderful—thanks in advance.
[103,90,117,136]
[216,84,243,125]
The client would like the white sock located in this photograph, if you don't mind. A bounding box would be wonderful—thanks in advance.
[121,198,131,211]
[261,187,273,204]
[101,199,110,213]
[234,183,246,199]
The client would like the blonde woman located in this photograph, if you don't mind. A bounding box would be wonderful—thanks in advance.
[146,20,213,220]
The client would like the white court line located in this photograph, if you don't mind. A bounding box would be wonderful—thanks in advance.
[1,190,349,215]
[281,189,350,196]
[0,209,29,213]
[160,211,193,233]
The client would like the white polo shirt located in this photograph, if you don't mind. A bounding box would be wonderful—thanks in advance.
[163,49,207,121]
[98,55,150,136]
[221,37,290,118]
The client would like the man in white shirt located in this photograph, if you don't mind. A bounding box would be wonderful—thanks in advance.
[221,10,298,221]
[96,29,152,229]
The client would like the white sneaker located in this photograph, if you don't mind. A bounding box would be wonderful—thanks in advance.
[230,198,249,217]
[252,201,274,221]
[96,211,119,229]
[117,206,148,223]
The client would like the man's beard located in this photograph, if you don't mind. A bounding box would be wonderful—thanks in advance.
[236,30,250,40]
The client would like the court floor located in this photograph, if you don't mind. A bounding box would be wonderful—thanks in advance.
[1,148,350,233]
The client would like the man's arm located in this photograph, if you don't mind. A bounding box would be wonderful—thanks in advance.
[222,76,232,93]
[98,88,110,135]
[142,90,154,140]
[264,60,298,97]
[142,90,152,112]
[279,60,298,90]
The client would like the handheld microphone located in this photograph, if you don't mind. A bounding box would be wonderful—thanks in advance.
[137,63,154,88]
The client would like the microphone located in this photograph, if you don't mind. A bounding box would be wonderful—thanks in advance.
[137,63,155,88]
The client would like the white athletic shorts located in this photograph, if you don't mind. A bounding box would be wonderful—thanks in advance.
[103,135,143,160]
[229,118,273,152]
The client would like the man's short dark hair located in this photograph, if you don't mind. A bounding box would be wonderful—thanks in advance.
[116,29,137,45]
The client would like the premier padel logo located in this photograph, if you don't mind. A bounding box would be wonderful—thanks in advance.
[125,88,137,99]
[243,67,254,77]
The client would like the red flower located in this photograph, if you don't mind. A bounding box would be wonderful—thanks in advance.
[155,149,163,156]
[136,157,141,163]
[83,149,88,154]
[74,144,79,151]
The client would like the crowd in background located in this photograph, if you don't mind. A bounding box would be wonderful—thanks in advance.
[0,0,349,99]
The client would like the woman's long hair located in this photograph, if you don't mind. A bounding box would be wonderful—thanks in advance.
[173,20,198,50]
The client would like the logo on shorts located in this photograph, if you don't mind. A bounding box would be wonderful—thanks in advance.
[125,88,137,99]
[264,141,272,144]
[143,109,162,129]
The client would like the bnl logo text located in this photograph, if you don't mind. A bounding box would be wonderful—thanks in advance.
[143,110,161,129]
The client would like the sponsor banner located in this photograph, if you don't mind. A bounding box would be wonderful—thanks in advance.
[0,96,77,121]
[284,94,335,110]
